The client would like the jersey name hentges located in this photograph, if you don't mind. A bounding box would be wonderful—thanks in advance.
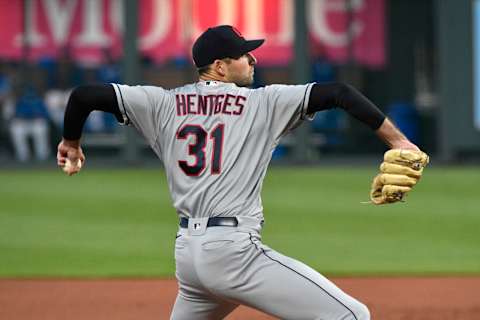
[175,93,246,116]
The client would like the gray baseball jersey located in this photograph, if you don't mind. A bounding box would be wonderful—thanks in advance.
[111,81,370,320]
[112,81,312,219]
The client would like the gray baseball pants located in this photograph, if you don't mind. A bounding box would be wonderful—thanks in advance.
[170,217,370,320]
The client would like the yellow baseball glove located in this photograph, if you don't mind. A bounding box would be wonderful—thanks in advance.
[370,149,429,205]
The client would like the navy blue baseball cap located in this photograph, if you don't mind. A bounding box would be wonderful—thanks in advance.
[192,25,265,68]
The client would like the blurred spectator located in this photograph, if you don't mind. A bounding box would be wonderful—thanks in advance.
[312,56,335,83]
[91,48,121,133]
[0,61,13,118]
[39,46,84,89]
[310,56,347,152]
[44,47,121,136]
[82,67,116,133]
[387,101,420,144]
[0,61,12,99]
[41,47,82,138]
[44,86,70,131]
[1,61,18,158]
[96,47,121,84]
[9,83,51,162]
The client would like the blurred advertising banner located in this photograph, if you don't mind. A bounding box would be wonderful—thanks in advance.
[0,0,384,67]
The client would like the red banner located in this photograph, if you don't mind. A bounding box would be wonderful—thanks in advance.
[0,0,385,67]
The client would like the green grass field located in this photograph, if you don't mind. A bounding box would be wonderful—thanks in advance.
[1,166,479,277]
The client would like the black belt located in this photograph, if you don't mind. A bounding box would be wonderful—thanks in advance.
[179,217,238,228]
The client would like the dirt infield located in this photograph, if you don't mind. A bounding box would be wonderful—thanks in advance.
[1,277,479,319]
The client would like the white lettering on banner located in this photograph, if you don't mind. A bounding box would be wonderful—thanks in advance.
[244,0,264,38]
[193,0,265,39]
[190,1,200,39]
[43,0,78,45]
[270,0,293,44]
[110,0,123,33]
[140,0,172,49]
[308,0,364,47]
[75,0,110,46]
[112,0,172,50]
[15,0,47,47]
[218,0,238,26]
[179,0,193,42]
[191,0,239,37]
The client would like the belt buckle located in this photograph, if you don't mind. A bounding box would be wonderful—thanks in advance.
[221,217,238,227]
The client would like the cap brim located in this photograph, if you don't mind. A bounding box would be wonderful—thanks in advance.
[241,39,265,54]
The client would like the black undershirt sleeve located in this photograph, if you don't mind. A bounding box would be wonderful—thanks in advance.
[307,82,385,130]
[63,84,122,140]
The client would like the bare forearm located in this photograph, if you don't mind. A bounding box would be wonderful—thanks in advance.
[375,118,419,150]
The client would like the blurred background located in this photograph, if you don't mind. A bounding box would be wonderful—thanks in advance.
[1,0,478,165]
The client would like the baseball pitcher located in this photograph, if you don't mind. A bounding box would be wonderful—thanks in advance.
[57,25,428,319]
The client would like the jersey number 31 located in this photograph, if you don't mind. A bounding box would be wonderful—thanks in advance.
[176,124,224,176]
